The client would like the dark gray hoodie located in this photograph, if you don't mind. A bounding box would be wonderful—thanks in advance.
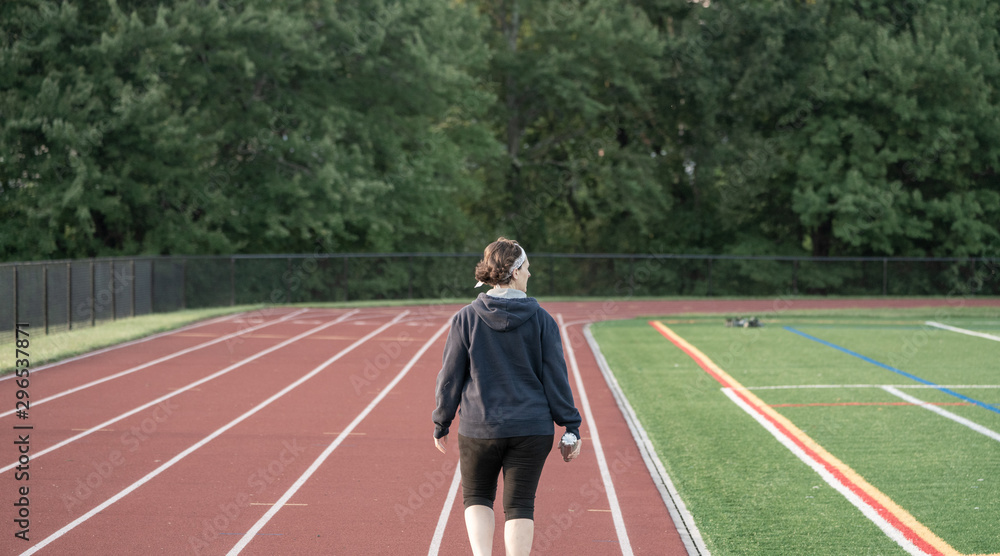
[432,293,582,440]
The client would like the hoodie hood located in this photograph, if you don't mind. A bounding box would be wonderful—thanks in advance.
[471,293,540,332]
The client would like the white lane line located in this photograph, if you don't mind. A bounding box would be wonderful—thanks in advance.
[0,311,247,382]
[427,463,462,556]
[720,388,926,556]
[926,321,1000,342]
[882,386,1000,443]
[557,315,633,556]
[749,384,888,390]
[0,309,310,418]
[1,310,360,474]
[583,325,708,556]
[225,321,450,555]
[20,311,409,556]
[747,384,1000,390]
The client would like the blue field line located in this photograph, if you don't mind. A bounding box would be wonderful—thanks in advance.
[783,326,1000,415]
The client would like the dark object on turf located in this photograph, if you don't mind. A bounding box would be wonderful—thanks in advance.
[725,316,762,328]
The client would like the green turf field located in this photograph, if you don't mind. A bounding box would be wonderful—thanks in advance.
[591,307,1000,556]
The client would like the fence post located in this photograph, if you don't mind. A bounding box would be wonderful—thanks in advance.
[549,256,554,296]
[882,258,888,296]
[90,260,96,327]
[629,257,635,294]
[706,258,713,296]
[110,260,116,321]
[408,256,413,299]
[12,265,17,327]
[150,259,155,313]
[343,257,349,301]
[286,257,292,303]
[230,257,235,306]
[180,258,187,310]
[970,259,976,294]
[793,260,799,295]
[43,266,49,334]
[130,259,136,318]
[67,262,72,330]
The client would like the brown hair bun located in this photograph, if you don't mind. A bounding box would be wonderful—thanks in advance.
[474,237,525,287]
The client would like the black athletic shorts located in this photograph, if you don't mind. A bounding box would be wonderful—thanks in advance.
[457,433,554,520]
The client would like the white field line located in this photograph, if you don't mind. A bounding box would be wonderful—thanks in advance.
[226,322,450,555]
[1,310,360,474]
[558,315,634,556]
[882,386,1000,443]
[583,325,708,556]
[747,384,1000,390]
[926,321,1000,342]
[721,388,928,556]
[20,310,409,556]
[0,308,310,418]
[427,463,462,556]
[0,311,247,382]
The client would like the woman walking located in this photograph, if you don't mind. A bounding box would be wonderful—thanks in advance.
[432,237,583,555]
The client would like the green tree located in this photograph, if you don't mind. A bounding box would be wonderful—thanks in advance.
[792,0,1000,258]
[0,0,494,260]
[669,0,1000,259]
[469,0,670,254]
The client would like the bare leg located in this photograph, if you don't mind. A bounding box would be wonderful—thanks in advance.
[465,505,495,556]
[504,518,534,555]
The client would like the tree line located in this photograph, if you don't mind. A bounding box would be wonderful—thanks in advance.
[2,0,998,262]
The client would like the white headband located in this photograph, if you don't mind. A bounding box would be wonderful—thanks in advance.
[475,245,527,288]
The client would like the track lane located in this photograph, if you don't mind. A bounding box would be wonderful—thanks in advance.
[431,309,690,555]
[560,318,689,554]
[10,311,404,555]
[559,315,633,554]
[426,308,627,555]
[0,308,308,419]
[430,416,622,554]
[226,317,452,555]
[234,309,623,556]
[0,311,349,472]
[0,311,361,475]
[2,311,360,553]
[229,316,454,554]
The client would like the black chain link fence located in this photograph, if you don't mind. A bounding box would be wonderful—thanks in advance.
[1,253,998,344]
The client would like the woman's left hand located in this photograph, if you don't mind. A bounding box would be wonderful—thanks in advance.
[561,438,582,462]
[434,434,449,454]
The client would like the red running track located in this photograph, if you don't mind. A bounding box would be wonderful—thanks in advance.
[2,298,997,555]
